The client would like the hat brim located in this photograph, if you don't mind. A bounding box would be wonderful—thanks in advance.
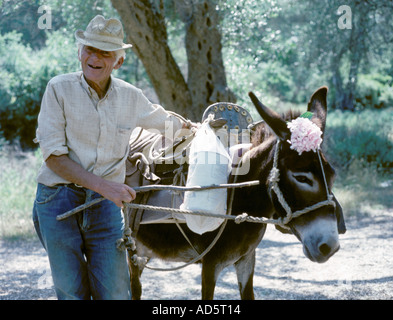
[75,30,132,51]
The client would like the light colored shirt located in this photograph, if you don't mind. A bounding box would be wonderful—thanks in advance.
[35,71,184,186]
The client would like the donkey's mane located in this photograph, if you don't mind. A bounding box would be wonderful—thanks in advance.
[251,109,301,146]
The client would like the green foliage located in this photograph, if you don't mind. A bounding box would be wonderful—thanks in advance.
[325,108,393,170]
[1,0,393,147]
[221,0,393,111]
[0,0,47,49]
[355,74,393,109]
[221,0,300,104]
[321,107,393,217]
[333,159,393,217]
[0,31,79,148]
[44,0,118,32]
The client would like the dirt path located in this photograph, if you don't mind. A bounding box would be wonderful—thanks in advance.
[1,213,392,300]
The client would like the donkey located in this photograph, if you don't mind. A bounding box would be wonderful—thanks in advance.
[128,86,346,300]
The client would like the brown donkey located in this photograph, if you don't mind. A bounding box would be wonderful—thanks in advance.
[128,86,346,299]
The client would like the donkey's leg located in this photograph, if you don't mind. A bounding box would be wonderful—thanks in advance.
[201,260,226,300]
[234,250,256,300]
[128,253,147,300]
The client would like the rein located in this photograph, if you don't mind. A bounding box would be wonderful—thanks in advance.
[267,140,336,230]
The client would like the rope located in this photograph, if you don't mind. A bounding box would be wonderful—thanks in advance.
[267,140,336,228]
[129,181,260,193]
[56,181,260,221]
[170,165,201,255]
[56,143,335,230]
[268,140,293,225]
[122,137,337,272]
[116,225,136,251]
[55,159,334,227]
[137,219,229,272]
[123,202,290,226]
[138,171,240,272]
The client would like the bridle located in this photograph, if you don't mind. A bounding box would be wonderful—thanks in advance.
[267,140,336,230]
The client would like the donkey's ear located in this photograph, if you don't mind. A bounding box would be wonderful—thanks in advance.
[307,86,328,133]
[249,92,290,141]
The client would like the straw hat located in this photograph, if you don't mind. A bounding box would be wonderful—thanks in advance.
[75,15,132,51]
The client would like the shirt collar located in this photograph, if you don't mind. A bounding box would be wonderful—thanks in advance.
[80,72,114,100]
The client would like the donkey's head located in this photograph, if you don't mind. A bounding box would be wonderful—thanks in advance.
[249,87,346,263]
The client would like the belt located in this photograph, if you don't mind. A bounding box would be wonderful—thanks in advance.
[56,183,85,191]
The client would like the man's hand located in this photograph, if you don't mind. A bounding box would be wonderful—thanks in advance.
[46,154,136,208]
[182,120,200,130]
[96,180,136,208]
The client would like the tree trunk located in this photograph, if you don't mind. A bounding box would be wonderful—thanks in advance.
[330,45,347,110]
[110,0,235,121]
[176,0,236,116]
[110,0,193,117]
[343,0,368,111]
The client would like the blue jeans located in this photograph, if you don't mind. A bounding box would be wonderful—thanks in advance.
[32,183,131,300]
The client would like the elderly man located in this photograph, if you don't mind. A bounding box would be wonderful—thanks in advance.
[33,15,187,300]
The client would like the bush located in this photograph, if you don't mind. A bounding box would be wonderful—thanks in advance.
[355,73,393,109]
[0,31,79,149]
[324,108,393,170]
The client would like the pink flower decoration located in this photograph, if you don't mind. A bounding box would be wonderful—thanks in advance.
[286,117,323,155]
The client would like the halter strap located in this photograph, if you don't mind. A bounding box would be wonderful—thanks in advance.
[268,140,335,229]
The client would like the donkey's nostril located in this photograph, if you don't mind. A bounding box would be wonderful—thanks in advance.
[319,243,331,256]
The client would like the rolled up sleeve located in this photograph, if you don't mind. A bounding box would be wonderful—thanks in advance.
[35,81,69,161]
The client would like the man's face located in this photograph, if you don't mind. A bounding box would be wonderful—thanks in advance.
[79,46,123,85]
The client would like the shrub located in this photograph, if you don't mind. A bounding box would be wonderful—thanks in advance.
[355,73,393,109]
[324,108,393,170]
[0,31,79,149]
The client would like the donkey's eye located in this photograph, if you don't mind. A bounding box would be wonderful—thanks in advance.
[295,175,313,186]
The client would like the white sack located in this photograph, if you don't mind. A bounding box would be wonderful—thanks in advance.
[180,119,232,234]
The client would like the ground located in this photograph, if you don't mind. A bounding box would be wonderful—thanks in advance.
[1,213,392,300]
